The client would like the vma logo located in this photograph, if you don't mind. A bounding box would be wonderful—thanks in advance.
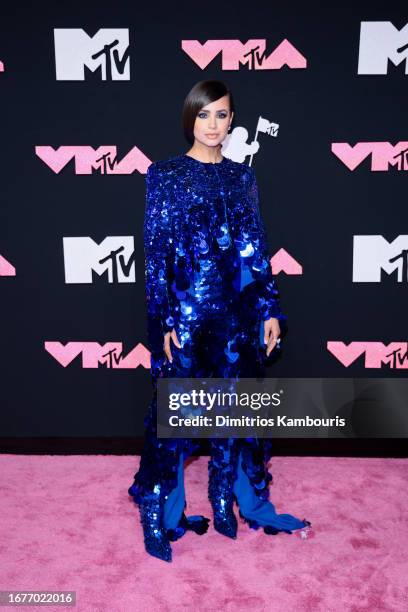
[0,255,15,276]
[328,342,408,369]
[182,39,306,70]
[358,21,408,74]
[353,236,408,282]
[331,142,408,171]
[45,341,151,369]
[54,28,130,80]
[63,237,136,284]
[35,146,151,174]
[270,249,303,275]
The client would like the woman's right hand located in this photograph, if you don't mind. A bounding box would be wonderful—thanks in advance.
[163,328,182,363]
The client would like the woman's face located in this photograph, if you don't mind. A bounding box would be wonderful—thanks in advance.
[193,95,233,148]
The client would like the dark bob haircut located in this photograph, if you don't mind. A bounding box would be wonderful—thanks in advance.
[182,80,235,145]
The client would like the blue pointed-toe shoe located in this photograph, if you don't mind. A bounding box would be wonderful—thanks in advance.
[137,490,173,563]
[208,464,238,539]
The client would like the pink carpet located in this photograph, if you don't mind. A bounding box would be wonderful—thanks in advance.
[0,455,407,611]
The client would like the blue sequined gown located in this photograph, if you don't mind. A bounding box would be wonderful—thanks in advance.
[129,153,309,535]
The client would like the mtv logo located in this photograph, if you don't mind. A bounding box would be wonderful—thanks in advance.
[63,236,136,283]
[54,28,130,80]
[353,235,408,282]
[358,21,408,75]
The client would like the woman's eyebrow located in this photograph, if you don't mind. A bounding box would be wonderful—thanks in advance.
[200,108,229,113]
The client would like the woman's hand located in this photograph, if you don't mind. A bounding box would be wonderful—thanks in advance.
[163,328,182,363]
[263,317,281,357]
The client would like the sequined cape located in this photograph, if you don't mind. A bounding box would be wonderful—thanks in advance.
[130,153,287,505]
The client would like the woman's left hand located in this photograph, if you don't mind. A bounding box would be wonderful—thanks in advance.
[263,317,281,357]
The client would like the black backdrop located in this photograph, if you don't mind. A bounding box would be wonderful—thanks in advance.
[1,1,407,454]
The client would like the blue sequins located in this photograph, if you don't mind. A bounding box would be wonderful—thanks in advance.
[129,153,288,512]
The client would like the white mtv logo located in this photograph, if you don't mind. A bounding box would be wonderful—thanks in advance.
[63,237,136,283]
[54,28,130,80]
[353,235,408,282]
[358,21,408,74]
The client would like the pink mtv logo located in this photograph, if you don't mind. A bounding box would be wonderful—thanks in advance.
[35,146,152,174]
[270,248,302,275]
[182,39,306,70]
[45,341,152,368]
[327,341,408,369]
[331,142,408,171]
[0,255,15,276]
[0,60,4,72]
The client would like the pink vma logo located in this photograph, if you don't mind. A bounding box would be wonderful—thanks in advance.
[35,146,152,174]
[331,142,408,171]
[327,342,408,369]
[45,342,151,368]
[181,39,306,70]
[0,255,15,276]
[270,248,303,275]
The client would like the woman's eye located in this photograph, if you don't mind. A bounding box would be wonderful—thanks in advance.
[198,112,228,119]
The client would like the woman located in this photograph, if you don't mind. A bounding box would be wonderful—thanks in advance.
[128,80,311,562]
